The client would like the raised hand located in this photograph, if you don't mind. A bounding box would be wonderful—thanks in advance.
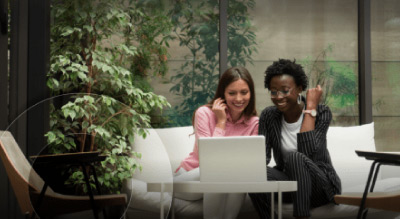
[306,85,323,109]
[212,98,227,124]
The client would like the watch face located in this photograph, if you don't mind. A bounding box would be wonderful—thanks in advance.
[311,109,317,117]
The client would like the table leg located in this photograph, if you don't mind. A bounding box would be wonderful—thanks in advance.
[357,161,378,219]
[89,164,102,195]
[160,183,164,219]
[89,164,108,219]
[360,162,383,219]
[370,163,382,192]
[271,192,274,219]
[278,191,282,219]
[171,192,175,219]
[81,164,99,219]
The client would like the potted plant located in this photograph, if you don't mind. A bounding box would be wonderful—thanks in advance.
[46,0,172,194]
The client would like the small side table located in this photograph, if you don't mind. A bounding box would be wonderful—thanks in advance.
[354,150,400,219]
[30,151,106,219]
[147,181,297,219]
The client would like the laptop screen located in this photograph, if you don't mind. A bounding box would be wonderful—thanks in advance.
[198,136,267,182]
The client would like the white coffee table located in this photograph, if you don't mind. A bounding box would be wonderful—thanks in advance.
[147,181,297,219]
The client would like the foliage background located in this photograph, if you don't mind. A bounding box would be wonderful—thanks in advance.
[166,0,258,126]
[301,45,358,123]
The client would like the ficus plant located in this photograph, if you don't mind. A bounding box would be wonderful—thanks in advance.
[167,0,258,126]
[46,0,171,194]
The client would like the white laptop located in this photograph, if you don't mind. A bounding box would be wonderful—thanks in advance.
[198,135,267,182]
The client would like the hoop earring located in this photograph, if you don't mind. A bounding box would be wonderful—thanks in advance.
[297,93,302,105]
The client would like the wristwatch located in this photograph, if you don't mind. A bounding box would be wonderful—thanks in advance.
[303,109,317,117]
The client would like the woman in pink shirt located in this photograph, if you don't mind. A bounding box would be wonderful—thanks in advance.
[174,66,259,219]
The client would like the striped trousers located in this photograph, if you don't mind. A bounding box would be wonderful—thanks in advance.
[249,152,332,218]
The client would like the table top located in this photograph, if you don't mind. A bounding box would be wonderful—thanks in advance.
[355,150,400,164]
[30,151,106,164]
[147,181,297,193]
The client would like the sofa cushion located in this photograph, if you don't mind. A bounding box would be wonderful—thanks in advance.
[327,122,376,191]
[124,178,171,213]
[282,201,400,219]
[124,129,174,215]
[263,123,376,191]
[131,128,173,182]
[280,178,400,219]
[124,127,192,215]
[153,126,195,172]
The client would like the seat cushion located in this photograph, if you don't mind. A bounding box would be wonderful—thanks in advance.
[154,126,195,172]
[131,129,173,182]
[281,177,400,218]
[327,123,377,190]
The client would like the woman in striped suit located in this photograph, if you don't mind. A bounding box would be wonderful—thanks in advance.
[249,59,341,219]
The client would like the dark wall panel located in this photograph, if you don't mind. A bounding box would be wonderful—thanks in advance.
[358,0,373,124]
[6,0,29,218]
[0,0,9,217]
[219,0,228,77]
[0,0,8,130]
[27,0,50,157]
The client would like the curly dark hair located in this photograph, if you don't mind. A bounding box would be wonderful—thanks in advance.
[264,59,308,91]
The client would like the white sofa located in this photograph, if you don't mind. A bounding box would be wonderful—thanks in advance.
[123,122,400,219]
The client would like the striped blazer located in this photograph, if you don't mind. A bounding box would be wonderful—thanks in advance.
[259,104,342,197]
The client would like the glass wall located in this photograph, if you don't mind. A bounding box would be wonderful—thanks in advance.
[150,1,220,127]
[48,1,394,133]
[242,0,359,125]
[151,0,360,128]
[371,0,400,151]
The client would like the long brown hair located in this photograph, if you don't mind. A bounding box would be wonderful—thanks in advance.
[192,66,257,125]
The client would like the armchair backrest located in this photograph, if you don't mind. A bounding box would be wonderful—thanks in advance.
[0,131,45,215]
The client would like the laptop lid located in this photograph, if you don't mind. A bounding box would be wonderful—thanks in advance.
[198,135,267,182]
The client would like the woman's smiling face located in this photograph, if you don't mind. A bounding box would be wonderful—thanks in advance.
[224,79,250,119]
[269,74,301,113]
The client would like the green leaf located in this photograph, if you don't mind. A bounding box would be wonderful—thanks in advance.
[46,132,56,143]
[104,173,110,180]
[69,110,76,120]
[77,72,87,80]
[128,135,134,144]
[61,27,74,36]
[82,121,89,129]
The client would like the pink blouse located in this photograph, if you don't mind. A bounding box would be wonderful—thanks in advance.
[175,106,259,172]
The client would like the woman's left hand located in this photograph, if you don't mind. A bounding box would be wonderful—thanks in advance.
[306,85,323,109]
